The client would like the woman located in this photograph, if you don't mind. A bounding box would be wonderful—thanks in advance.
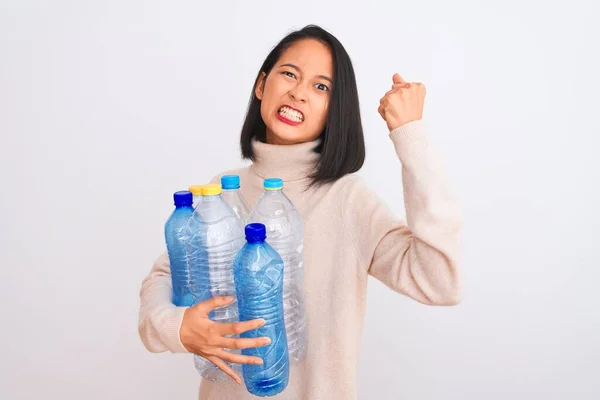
[138,24,462,399]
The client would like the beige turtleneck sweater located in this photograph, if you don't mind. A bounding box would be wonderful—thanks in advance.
[138,120,462,399]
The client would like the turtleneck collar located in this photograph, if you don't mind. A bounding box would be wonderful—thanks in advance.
[250,138,321,182]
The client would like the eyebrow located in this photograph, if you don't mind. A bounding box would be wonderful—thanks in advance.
[279,63,333,83]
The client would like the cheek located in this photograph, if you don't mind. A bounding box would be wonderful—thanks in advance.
[260,88,276,115]
[259,100,267,117]
[259,101,272,126]
[315,97,329,125]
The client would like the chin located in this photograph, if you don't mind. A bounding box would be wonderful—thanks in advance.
[267,124,314,145]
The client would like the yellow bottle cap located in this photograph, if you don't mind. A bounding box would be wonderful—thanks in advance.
[188,185,204,196]
[202,184,222,196]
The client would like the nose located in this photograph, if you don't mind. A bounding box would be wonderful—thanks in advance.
[289,84,308,103]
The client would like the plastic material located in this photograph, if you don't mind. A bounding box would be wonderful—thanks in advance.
[165,191,195,307]
[202,184,222,196]
[247,179,307,363]
[263,178,283,190]
[234,223,289,396]
[221,175,240,189]
[245,223,266,243]
[221,175,250,224]
[188,185,204,208]
[185,188,245,381]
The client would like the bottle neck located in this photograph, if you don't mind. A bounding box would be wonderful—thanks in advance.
[202,194,221,202]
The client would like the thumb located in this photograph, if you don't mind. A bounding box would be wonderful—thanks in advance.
[196,295,234,314]
[392,73,405,85]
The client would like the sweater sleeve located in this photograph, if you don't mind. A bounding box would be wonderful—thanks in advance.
[138,252,190,353]
[343,120,462,305]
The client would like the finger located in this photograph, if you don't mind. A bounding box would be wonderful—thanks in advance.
[392,83,409,90]
[218,318,265,336]
[217,336,271,350]
[392,73,405,85]
[200,296,235,314]
[378,104,386,119]
[214,349,264,366]
[196,296,234,315]
[206,355,242,385]
[383,88,399,98]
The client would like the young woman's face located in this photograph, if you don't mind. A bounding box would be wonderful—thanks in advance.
[255,39,333,145]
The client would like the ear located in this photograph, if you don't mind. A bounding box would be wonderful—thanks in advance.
[254,72,267,100]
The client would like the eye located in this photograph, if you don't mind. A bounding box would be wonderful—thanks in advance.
[283,71,296,79]
[315,83,329,92]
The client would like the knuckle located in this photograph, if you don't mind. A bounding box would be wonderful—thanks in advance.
[233,324,244,335]
[206,296,217,304]
[222,353,235,363]
[207,326,218,336]
[190,304,203,314]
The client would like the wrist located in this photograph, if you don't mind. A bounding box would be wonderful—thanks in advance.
[389,119,426,141]
[179,308,193,352]
[388,117,422,132]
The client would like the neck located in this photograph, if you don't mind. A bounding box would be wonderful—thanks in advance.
[250,138,321,182]
[265,130,314,146]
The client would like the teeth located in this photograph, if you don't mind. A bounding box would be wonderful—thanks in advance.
[279,106,303,122]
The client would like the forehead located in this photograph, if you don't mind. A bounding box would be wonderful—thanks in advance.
[278,39,333,76]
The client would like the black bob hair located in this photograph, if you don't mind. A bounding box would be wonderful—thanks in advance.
[240,24,365,187]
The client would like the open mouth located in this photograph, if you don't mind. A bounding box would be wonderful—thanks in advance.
[277,105,304,125]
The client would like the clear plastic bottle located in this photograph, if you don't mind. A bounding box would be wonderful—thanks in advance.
[188,184,204,209]
[233,223,289,396]
[220,175,250,224]
[164,191,195,307]
[247,178,307,363]
[184,183,245,382]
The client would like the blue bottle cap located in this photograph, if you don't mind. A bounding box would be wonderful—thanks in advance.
[221,175,240,190]
[245,223,266,243]
[264,178,283,190]
[174,190,193,207]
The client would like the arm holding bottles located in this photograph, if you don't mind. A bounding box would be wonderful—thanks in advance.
[138,252,189,353]
[138,254,271,383]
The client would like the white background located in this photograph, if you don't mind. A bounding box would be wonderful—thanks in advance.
[1,0,599,399]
